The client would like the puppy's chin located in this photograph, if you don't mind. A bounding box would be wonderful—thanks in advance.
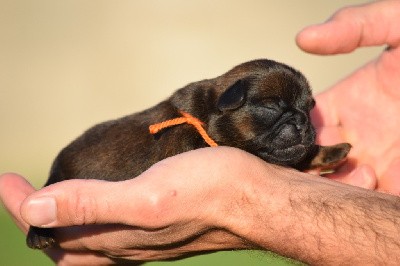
[259,143,313,166]
[259,122,315,163]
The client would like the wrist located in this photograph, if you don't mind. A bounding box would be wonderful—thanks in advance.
[220,163,297,247]
[208,153,290,245]
[221,162,400,264]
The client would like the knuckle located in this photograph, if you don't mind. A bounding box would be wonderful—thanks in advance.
[66,188,98,225]
[143,191,165,215]
[333,5,365,26]
[333,6,356,19]
[146,191,164,209]
[139,189,174,227]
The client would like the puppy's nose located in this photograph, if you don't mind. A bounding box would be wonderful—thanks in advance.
[273,124,300,147]
[280,109,308,126]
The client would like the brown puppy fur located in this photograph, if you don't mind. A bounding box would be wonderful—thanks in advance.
[27,59,351,249]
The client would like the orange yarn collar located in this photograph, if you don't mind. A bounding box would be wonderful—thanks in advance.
[149,111,218,147]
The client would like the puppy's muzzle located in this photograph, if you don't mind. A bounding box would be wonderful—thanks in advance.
[271,110,313,148]
[272,123,302,147]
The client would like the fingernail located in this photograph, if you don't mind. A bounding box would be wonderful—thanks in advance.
[25,197,57,227]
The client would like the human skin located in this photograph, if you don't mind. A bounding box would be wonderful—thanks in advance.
[1,0,400,265]
[1,148,400,265]
[298,0,400,194]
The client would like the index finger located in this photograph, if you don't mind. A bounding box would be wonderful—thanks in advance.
[0,173,36,233]
[296,0,400,55]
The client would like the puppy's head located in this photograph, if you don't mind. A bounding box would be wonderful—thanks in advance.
[171,59,350,169]
[213,59,316,167]
[173,59,317,167]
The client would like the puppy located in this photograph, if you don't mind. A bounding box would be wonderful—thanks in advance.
[27,59,351,249]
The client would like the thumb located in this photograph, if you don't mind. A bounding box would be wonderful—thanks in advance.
[20,178,155,228]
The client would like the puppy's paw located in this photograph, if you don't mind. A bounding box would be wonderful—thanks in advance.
[310,143,352,170]
[26,226,56,249]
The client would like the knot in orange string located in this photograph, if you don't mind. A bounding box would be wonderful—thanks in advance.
[149,111,218,147]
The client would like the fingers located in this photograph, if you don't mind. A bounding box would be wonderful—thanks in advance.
[328,164,377,190]
[296,0,400,55]
[377,158,400,195]
[45,248,123,266]
[0,173,117,264]
[0,173,36,233]
[53,225,247,261]
[54,223,204,251]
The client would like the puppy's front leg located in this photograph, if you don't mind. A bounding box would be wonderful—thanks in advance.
[309,143,352,171]
[26,227,55,249]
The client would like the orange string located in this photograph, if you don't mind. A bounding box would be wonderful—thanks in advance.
[149,111,218,147]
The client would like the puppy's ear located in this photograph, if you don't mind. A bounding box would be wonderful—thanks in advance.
[217,79,248,111]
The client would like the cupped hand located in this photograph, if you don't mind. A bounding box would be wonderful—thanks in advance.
[0,147,262,265]
[296,0,400,193]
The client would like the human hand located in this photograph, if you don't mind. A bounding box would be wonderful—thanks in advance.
[296,0,400,193]
[4,145,399,265]
[0,147,263,265]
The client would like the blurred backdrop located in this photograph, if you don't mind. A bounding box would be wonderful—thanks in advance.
[0,0,380,265]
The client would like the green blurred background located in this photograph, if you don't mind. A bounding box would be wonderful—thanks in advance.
[1,0,380,265]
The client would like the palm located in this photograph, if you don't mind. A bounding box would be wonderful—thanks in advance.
[314,48,400,191]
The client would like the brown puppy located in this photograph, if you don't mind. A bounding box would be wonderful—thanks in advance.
[27,59,351,249]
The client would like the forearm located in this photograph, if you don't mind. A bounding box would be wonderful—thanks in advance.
[226,164,400,265]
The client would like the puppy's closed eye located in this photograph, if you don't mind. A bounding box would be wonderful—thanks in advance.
[264,98,288,112]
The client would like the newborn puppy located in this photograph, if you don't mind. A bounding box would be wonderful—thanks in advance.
[27,59,351,249]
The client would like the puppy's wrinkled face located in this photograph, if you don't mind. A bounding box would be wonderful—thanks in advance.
[210,61,316,167]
